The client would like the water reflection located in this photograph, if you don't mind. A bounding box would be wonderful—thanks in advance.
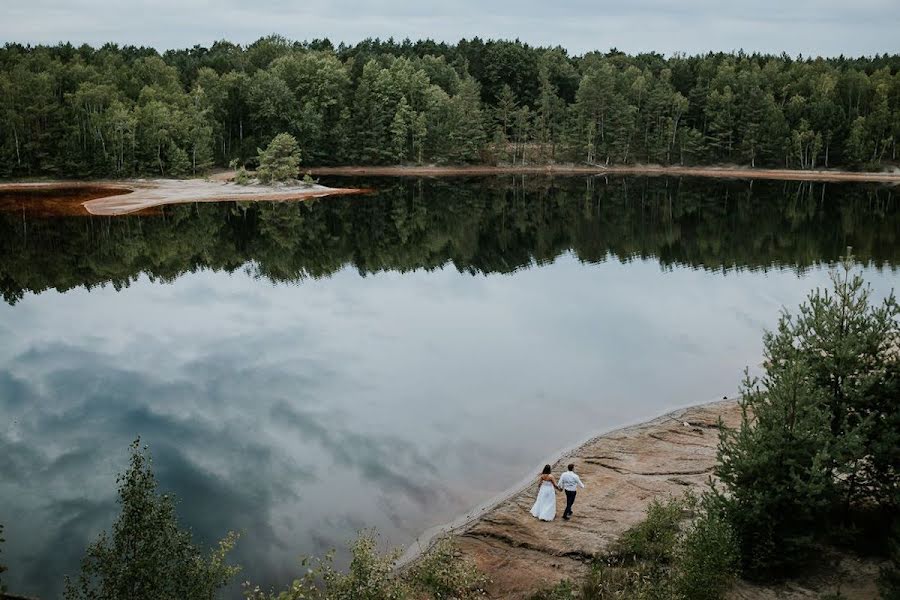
[1,176,897,305]
[0,176,898,599]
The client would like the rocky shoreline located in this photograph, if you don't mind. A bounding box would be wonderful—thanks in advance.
[403,398,882,599]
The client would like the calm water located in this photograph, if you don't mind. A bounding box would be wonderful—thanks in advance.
[1,176,898,598]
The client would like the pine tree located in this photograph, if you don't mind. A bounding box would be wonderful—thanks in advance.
[447,77,486,163]
[712,259,900,579]
[64,441,239,600]
[256,132,301,182]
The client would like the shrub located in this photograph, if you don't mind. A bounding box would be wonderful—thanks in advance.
[257,133,301,183]
[408,538,487,599]
[673,502,739,600]
[532,494,736,600]
[615,496,683,565]
[234,167,252,185]
[64,439,240,600]
[530,559,659,600]
[243,533,487,600]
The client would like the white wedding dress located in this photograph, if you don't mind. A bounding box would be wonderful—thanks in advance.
[530,480,557,521]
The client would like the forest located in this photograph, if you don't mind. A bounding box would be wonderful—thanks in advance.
[2,177,898,304]
[0,37,899,178]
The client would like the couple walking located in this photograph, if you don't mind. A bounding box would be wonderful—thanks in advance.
[530,463,585,522]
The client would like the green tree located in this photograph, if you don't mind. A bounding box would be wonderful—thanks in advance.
[64,440,240,600]
[705,86,735,160]
[446,77,486,163]
[712,259,899,578]
[257,132,301,183]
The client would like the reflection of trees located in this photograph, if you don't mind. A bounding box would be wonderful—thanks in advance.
[1,177,898,304]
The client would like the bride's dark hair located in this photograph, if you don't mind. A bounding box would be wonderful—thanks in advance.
[542,464,552,475]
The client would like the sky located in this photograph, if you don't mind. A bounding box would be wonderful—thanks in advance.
[2,0,899,57]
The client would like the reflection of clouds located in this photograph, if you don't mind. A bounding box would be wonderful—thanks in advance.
[0,342,324,599]
[270,402,440,507]
[2,257,897,600]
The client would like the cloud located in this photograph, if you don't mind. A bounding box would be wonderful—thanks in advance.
[1,0,897,56]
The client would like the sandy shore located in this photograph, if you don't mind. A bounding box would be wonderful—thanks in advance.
[310,164,900,183]
[401,399,881,600]
[0,178,368,217]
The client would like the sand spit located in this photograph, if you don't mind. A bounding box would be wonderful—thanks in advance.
[0,178,368,217]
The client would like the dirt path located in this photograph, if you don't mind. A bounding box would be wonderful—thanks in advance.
[401,399,881,599]
[310,164,900,183]
[0,178,368,217]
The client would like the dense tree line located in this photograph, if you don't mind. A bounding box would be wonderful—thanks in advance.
[1,177,897,304]
[1,37,899,178]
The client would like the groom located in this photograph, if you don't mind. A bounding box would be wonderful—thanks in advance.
[558,463,585,520]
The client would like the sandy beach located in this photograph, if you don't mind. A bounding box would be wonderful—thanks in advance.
[0,178,369,217]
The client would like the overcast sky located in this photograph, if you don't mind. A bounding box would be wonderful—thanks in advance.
[3,0,899,57]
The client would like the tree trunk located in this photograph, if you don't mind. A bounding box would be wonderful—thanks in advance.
[13,124,21,166]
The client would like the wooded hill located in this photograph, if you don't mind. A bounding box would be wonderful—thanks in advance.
[1,37,898,178]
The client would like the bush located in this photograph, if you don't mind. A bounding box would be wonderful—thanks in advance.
[673,502,739,600]
[533,494,737,600]
[531,559,659,600]
[615,496,683,565]
[234,167,252,185]
[64,439,240,600]
[243,533,487,600]
[408,538,487,599]
[257,133,301,183]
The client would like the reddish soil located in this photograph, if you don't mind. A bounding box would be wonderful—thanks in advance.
[0,183,134,217]
[0,179,369,217]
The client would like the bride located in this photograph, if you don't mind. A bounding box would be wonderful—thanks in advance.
[530,464,560,521]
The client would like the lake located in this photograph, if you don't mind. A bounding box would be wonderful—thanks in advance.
[1,175,898,598]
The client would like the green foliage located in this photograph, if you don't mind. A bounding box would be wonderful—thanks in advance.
[530,560,659,599]
[234,166,252,184]
[242,533,485,600]
[2,177,899,307]
[407,538,487,599]
[534,494,737,600]
[64,439,240,600]
[711,257,899,579]
[672,502,739,600]
[257,133,301,183]
[167,141,192,177]
[615,496,683,564]
[1,40,899,177]
[880,522,900,600]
